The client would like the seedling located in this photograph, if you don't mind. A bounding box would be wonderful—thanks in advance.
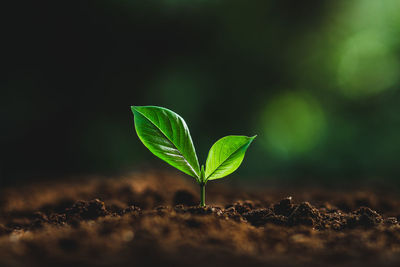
[131,105,256,207]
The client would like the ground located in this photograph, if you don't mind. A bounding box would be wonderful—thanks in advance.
[0,172,399,266]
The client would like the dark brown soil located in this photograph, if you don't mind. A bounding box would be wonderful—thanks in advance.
[0,172,400,267]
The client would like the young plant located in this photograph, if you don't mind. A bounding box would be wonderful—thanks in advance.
[131,105,256,207]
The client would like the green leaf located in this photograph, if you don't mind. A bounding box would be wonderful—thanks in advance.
[131,106,200,180]
[205,135,256,181]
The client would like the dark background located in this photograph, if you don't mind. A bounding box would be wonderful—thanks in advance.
[2,0,400,185]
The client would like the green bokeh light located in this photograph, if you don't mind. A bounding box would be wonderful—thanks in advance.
[343,0,400,32]
[337,31,399,98]
[261,92,326,158]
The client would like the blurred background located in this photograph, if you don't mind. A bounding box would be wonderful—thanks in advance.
[2,0,400,186]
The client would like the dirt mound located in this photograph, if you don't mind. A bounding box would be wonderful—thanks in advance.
[0,172,399,266]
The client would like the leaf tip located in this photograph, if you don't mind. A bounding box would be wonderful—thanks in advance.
[131,105,141,115]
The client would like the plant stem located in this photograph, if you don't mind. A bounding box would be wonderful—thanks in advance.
[199,165,206,207]
[200,183,205,207]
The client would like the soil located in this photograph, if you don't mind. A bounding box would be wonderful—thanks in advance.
[0,172,400,267]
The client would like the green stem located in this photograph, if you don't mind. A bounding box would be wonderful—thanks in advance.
[200,183,205,207]
[199,164,206,207]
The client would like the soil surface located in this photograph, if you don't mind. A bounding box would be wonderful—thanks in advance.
[1,172,400,266]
